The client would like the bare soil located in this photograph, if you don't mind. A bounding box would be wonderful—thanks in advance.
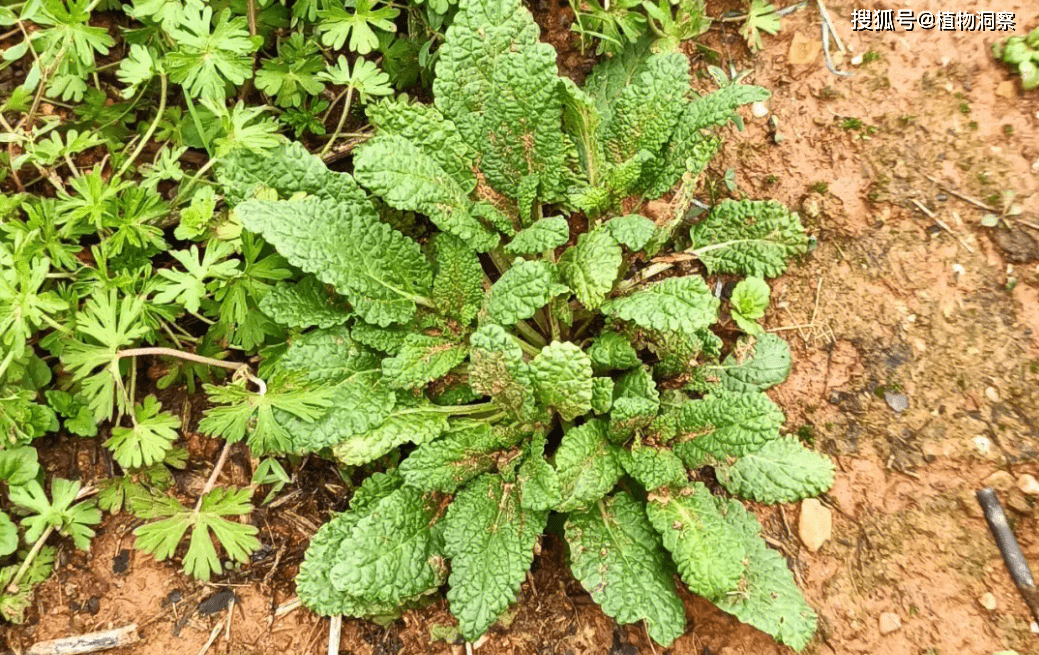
[6,1,1039,654]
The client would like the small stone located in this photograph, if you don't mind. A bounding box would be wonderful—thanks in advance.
[1017,474,1039,496]
[751,101,768,118]
[979,592,997,610]
[1006,490,1032,515]
[879,612,902,635]
[851,53,863,66]
[788,32,821,66]
[983,470,1016,491]
[995,81,1016,99]
[799,498,832,552]
[985,386,1000,402]
[884,391,909,413]
[973,436,992,455]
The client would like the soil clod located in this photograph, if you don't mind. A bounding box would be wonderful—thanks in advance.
[112,549,130,575]
[197,589,236,616]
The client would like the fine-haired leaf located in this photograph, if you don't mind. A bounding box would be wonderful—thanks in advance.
[260,277,352,329]
[713,498,818,650]
[354,135,499,251]
[332,402,448,466]
[602,277,719,337]
[566,492,685,646]
[587,332,640,370]
[529,341,594,421]
[702,333,791,393]
[558,228,622,310]
[444,475,547,640]
[486,259,568,326]
[381,334,469,390]
[433,234,484,325]
[717,436,835,503]
[554,420,622,511]
[690,200,808,278]
[604,214,657,251]
[505,217,570,255]
[367,98,477,193]
[646,483,746,600]
[671,391,784,467]
[399,425,502,493]
[329,486,446,604]
[517,433,562,511]
[239,197,432,326]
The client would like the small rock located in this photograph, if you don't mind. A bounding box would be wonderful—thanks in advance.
[799,498,832,552]
[985,386,1000,402]
[1018,474,1039,496]
[993,650,1020,655]
[1006,490,1032,515]
[995,81,1016,99]
[979,592,997,610]
[751,101,768,118]
[983,470,1016,491]
[973,436,992,455]
[878,612,902,635]
[884,391,909,413]
[788,32,821,66]
[851,53,863,66]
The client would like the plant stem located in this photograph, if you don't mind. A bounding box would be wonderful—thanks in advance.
[320,85,355,157]
[173,158,219,205]
[515,336,541,358]
[117,347,247,373]
[7,526,53,593]
[117,73,167,178]
[0,348,16,381]
[425,401,496,416]
[194,439,233,512]
[513,319,547,348]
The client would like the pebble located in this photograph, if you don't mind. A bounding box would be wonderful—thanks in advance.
[1017,474,1039,496]
[851,53,863,66]
[751,101,768,118]
[1006,490,1032,515]
[983,470,1016,491]
[973,436,992,455]
[985,386,1000,402]
[979,592,997,610]
[884,391,909,413]
[799,498,832,552]
[879,612,902,635]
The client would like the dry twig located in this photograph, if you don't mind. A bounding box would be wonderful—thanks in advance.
[21,625,139,655]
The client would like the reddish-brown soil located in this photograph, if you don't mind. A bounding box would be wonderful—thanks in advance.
[6,1,1039,654]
